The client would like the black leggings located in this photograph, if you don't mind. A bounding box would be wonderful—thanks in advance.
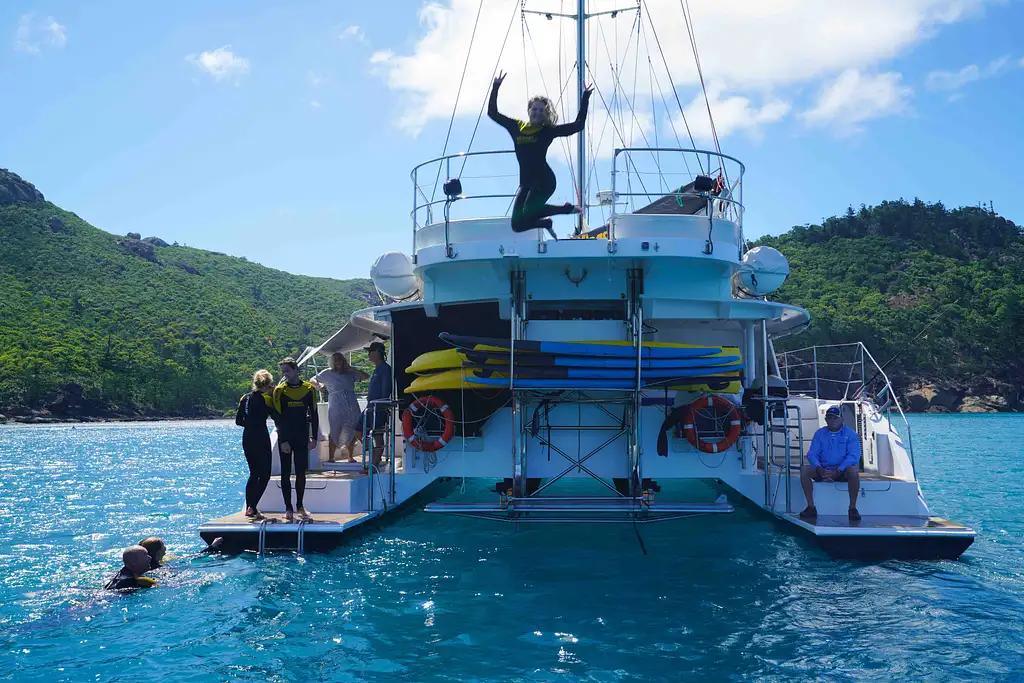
[511,167,572,232]
[279,438,309,512]
[242,438,272,512]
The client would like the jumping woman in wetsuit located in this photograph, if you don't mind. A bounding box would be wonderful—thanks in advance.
[488,72,593,234]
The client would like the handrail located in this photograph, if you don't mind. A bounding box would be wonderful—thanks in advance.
[611,147,746,246]
[777,342,915,475]
[410,146,748,255]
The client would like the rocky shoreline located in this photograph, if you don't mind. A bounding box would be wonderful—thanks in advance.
[0,383,227,425]
[901,377,1022,414]
[2,378,1019,426]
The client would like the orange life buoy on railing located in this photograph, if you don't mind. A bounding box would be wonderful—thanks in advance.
[680,395,743,454]
[401,395,456,452]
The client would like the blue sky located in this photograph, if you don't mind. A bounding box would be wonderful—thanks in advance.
[2,0,1023,280]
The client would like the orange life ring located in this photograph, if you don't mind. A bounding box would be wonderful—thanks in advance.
[680,395,743,453]
[401,395,455,452]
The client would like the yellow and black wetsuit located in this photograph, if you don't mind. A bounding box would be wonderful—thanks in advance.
[236,391,276,513]
[104,567,157,590]
[272,380,319,512]
[488,81,591,232]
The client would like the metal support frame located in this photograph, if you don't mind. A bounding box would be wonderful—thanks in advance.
[523,395,630,499]
[510,270,528,498]
[627,268,644,497]
[762,320,771,507]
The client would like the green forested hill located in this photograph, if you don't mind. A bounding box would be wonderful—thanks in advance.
[0,171,376,417]
[759,199,1024,408]
[3,167,1022,418]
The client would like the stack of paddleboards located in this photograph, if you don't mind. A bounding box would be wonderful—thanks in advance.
[404,334,743,393]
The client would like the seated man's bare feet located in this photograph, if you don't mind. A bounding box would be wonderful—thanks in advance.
[284,510,294,523]
[297,507,312,520]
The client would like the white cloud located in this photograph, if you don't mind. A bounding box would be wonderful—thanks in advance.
[801,69,912,135]
[187,46,250,83]
[370,0,995,136]
[308,99,323,109]
[340,25,366,43]
[307,71,328,88]
[926,55,1015,95]
[44,16,66,47]
[14,13,66,53]
[676,85,790,142]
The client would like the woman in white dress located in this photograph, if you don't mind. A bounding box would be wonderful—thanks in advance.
[310,352,368,462]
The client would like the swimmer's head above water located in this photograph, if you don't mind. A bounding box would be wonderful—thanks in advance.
[139,537,166,568]
[123,546,152,576]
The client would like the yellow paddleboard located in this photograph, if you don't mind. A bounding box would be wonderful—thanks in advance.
[405,367,510,393]
[404,369,741,394]
[407,344,741,375]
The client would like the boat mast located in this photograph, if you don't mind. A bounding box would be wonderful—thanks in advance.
[576,0,586,235]
[525,1,632,235]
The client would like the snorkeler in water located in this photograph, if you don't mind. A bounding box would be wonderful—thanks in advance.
[104,546,156,590]
[487,71,593,236]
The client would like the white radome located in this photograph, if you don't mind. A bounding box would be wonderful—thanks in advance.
[738,246,789,295]
[370,251,419,299]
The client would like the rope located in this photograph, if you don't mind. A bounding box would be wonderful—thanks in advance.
[430,0,484,204]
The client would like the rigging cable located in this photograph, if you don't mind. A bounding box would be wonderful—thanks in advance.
[430,0,485,204]
[681,0,720,157]
[458,0,521,176]
[641,0,703,174]
[585,65,650,202]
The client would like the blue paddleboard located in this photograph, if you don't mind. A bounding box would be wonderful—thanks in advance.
[463,350,740,369]
[465,364,743,380]
[441,333,722,359]
[464,376,736,389]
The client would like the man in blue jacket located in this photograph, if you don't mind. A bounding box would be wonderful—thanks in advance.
[799,405,862,521]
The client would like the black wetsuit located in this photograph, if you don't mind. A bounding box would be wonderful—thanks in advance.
[272,380,319,512]
[488,83,591,232]
[235,391,275,513]
[104,567,154,590]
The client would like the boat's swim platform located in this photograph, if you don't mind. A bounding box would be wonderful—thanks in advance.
[198,511,378,553]
[780,513,975,560]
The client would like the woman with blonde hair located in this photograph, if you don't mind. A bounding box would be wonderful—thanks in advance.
[488,71,593,234]
[310,352,368,463]
[234,369,276,519]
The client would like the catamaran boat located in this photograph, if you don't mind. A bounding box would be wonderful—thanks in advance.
[199,0,974,559]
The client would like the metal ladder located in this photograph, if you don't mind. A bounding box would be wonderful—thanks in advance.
[296,519,307,557]
[763,400,805,513]
[256,519,269,557]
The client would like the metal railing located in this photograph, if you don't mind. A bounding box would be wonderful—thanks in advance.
[362,397,399,511]
[776,342,915,470]
[610,147,746,243]
[409,147,747,255]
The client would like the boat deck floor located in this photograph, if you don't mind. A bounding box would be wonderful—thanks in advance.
[201,511,372,527]
[783,514,971,532]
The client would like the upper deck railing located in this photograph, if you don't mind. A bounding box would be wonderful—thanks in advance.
[410,147,746,255]
[777,342,915,472]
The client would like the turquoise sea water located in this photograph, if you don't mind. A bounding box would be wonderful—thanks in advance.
[0,415,1022,682]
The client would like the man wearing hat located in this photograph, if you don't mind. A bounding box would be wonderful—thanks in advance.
[799,405,862,521]
[359,341,392,467]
